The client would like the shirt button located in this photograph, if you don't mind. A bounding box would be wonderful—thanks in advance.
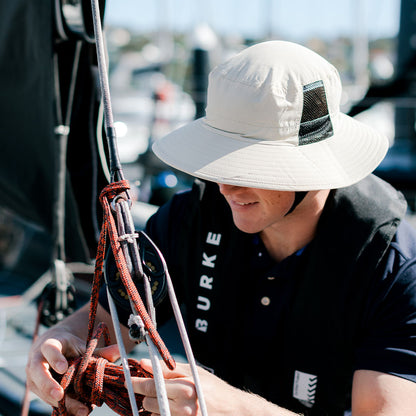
[261,296,271,306]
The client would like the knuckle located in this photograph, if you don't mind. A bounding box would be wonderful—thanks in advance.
[143,379,156,396]
[142,396,150,409]
[182,405,193,416]
[181,383,196,401]
[39,341,52,358]
[178,404,197,416]
[42,337,61,352]
[142,396,158,414]
[172,381,198,416]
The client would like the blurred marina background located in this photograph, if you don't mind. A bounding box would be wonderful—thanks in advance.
[103,0,413,206]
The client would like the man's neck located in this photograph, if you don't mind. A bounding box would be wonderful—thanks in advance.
[260,189,330,262]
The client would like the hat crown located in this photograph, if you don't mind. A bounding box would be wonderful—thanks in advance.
[205,41,342,143]
[153,40,388,192]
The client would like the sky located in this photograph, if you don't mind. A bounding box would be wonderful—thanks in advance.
[105,0,401,41]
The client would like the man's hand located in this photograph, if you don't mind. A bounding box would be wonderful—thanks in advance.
[26,326,86,413]
[25,303,120,416]
[131,359,298,416]
[131,359,237,415]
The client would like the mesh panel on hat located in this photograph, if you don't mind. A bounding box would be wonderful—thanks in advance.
[299,80,334,145]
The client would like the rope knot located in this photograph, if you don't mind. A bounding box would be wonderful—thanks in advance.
[99,180,130,205]
[94,177,176,371]
[52,323,153,415]
[118,232,139,244]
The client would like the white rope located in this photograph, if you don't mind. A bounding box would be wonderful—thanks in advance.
[106,287,141,416]
[141,232,209,416]
[112,197,171,415]
[146,336,172,416]
[118,232,139,244]
[166,270,209,416]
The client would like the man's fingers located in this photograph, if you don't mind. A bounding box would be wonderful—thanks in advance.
[41,338,68,374]
[141,396,161,414]
[139,358,189,379]
[95,343,120,362]
[26,346,65,406]
[26,370,63,408]
[130,378,169,415]
[65,395,90,416]
[131,376,197,401]
[131,377,158,397]
[132,377,198,416]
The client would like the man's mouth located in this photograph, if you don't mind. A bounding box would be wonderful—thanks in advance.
[233,201,256,206]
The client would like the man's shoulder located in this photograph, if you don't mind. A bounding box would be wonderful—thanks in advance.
[389,219,416,263]
[339,175,407,217]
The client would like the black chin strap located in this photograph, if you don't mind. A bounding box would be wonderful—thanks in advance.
[285,191,308,216]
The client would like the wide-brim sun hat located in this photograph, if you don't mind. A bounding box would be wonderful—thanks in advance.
[152,40,389,191]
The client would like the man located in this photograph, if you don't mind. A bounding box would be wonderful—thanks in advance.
[26,41,416,415]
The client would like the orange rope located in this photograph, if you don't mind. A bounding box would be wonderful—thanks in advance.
[54,180,175,415]
[53,323,152,416]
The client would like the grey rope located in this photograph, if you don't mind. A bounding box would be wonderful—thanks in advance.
[115,199,171,415]
[142,232,209,416]
[106,287,141,416]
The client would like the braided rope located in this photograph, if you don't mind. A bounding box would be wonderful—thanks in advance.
[95,180,175,369]
[52,323,152,416]
[54,180,175,414]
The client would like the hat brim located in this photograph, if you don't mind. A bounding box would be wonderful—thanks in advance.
[152,113,389,191]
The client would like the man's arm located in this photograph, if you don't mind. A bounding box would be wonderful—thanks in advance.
[131,360,301,416]
[352,369,416,415]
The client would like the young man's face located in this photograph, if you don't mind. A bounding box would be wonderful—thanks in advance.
[217,183,296,234]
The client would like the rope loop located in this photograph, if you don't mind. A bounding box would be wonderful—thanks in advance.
[54,178,175,414]
[52,323,153,416]
[99,180,130,206]
[92,179,175,370]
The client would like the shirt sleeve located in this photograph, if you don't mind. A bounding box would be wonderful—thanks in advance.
[354,221,416,383]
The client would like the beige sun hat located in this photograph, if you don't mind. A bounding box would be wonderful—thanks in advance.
[152,40,389,191]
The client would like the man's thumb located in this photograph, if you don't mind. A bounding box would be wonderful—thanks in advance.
[139,358,189,379]
[96,344,120,362]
